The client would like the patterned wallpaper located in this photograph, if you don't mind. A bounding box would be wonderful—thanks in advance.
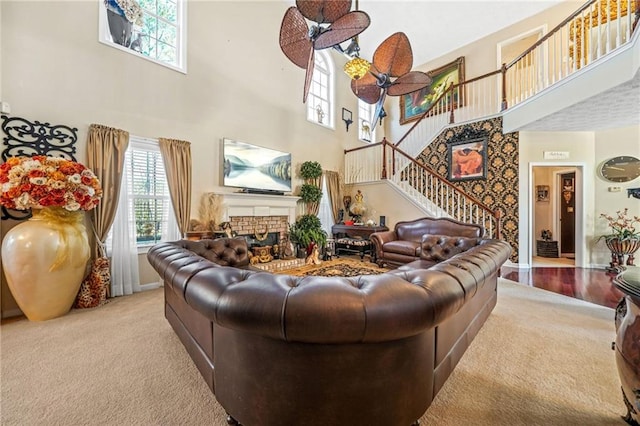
[415,117,520,262]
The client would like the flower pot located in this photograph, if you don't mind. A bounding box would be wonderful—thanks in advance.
[605,237,640,271]
[1,208,90,321]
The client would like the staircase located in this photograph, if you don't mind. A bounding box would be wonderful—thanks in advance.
[344,0,639,239]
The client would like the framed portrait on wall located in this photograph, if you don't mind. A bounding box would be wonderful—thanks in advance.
[448,137,487,182]
[399,56,465,125]
[536,185,550,202]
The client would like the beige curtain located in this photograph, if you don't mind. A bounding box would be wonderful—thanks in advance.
[159,138,192,236]
[87,124,129,259]
[324,170,341,223]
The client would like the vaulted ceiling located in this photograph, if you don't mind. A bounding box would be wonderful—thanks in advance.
[352,0,572,66]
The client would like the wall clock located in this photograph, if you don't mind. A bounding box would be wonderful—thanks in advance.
[600,156,640,182]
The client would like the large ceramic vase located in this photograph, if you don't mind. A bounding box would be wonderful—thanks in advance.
[1,207,90,321]
[613,268,640,425]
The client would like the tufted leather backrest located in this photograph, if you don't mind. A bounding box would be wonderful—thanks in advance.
[395,217,483,242]
[420,235,481,262]
[172,238,251,267]
[148,238,512,345]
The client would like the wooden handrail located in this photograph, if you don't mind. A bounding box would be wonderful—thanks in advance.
[506,0,597,69]
[395,69,503,148]
[383,139,499,216]
[344,140,383,154]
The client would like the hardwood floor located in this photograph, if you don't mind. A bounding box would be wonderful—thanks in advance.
[501,265,624,309]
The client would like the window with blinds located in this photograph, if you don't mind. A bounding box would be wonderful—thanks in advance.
[126,139,172,247]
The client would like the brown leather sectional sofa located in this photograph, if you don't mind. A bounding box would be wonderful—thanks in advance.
[370,217,484,267]
[148,233,511,426]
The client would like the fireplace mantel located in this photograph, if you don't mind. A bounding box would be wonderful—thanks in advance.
[214,192,300,223]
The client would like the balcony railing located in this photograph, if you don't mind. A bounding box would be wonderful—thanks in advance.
[344,0,638,237]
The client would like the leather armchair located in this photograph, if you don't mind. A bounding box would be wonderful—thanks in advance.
[370,217,484,268]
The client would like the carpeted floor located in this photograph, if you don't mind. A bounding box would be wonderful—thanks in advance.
[0,279,625,425]
[276,257,388,277]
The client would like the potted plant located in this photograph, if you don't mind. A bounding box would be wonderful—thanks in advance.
[300,161,322,182]
[599,208,640,270]
[289,215,327,258]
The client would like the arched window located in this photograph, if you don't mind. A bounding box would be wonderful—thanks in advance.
[306,50,334,128]
[358,100,376,143]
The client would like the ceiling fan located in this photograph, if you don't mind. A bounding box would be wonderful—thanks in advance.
[351,32,432,130]
[279,0,370,103]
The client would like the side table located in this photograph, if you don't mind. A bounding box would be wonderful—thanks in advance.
[331,224,389,261]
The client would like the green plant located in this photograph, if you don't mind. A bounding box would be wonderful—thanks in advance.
[299,183,322,204]
[288,214,327,248]
[299,161,322,181]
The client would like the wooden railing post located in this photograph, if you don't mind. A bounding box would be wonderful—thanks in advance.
[449,88,455,124]
[500,63,508,111]
[381,138,387,179]
[495,210,502,239]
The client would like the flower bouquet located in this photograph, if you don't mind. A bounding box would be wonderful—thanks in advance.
[0,156,102,211]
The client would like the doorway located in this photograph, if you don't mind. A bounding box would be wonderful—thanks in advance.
[530,165,583,268]
[559,171,576,258]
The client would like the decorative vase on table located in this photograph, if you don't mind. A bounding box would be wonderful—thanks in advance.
[606,237,640,271]
[2,208,90,321]
[600,209,640,274]
[0,155,103,321]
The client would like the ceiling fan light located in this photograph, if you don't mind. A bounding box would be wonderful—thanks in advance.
[344,57,371,80]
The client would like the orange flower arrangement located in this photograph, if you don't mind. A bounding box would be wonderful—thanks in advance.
[0,156,102,211]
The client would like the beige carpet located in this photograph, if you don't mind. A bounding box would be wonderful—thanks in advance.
[0,279,625,425]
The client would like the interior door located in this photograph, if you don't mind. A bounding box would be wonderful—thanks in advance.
[560,172,575,256]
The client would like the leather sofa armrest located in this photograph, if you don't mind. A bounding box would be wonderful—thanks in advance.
[370,230,398,259]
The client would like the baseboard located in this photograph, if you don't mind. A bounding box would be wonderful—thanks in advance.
[2,308,23,319]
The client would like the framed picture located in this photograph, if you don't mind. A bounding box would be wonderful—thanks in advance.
[448,137,487,182]
[399,56,465,125]
[536,185,550,202]
[562,177,574,192]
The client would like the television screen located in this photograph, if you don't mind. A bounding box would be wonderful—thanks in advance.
[222,138,292,193]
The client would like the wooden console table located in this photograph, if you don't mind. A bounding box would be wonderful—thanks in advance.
[331,224,388,261]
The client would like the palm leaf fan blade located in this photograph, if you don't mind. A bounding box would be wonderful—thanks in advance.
[280,7,312,69]
[296,0,352,24]
[350,72,380,104]
[387,71,432,96]
[314,11,371,49]
[372,32,413,77]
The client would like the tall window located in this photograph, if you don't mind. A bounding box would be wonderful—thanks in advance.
[123,137,177,247]
[306,51,334,128]
[358,100,376,143]
[99,0,187,73]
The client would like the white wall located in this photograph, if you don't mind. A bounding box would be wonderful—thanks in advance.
[0,0,374,315]
[520,126,640,268]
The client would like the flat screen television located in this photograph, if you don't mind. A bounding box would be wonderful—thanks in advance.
[222,138,292,194]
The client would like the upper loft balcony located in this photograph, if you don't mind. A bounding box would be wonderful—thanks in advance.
[503,8,640,133]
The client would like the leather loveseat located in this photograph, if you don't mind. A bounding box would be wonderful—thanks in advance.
[370,217,484,267]
[148,234,511,426]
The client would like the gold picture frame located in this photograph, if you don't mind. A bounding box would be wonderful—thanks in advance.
[400,56,465,125]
